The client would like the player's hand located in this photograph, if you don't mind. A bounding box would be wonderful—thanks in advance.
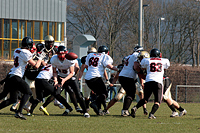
[37,51,46,60]
[109,83,114,87]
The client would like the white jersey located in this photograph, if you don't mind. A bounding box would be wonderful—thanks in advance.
[85,53,113,80]
[119,52,138,79]
[36,64,53,80]
[50,55,75,77]
[141,57,170,85]
[9,48,33,78]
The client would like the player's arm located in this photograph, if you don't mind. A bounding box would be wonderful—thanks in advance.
[134,61,142,73]
[53,67,58,86]
[111,72,120,85]
[78,64,86,81]
[106,64,118,71]
[61,66,74,85]
[28,59,42,69]
[74,62,80,75]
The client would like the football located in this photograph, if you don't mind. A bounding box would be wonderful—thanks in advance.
[65,52,78,60]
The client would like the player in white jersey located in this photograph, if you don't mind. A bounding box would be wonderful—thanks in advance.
[0,37,45,120]
[78,47,102,111]
[84,45,118,115]
[118,46,144,116]
[27,64,73,116]
[40,46,90,118]
[131,48,170,119]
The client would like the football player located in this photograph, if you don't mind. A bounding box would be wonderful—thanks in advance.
[118,46,144,116]
[23,35,58,115]
[27,64,73,116]
[78,47,98,111]
[84,45,118,115]
[39,46,90,118]
[163,75,187,117]
[0,36,45,120]
[131,48,170,119]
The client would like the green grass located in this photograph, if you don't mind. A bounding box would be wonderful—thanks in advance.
[0,102,200,133]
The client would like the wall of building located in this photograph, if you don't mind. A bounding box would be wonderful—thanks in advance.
[0,0,66,22]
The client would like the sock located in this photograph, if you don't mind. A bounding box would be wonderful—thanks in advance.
[169,104,176,112]
[150,104,159,114]
[123,96,133,110]
[136,99,146,109]
[43,95,55,108]
[177,106,184,112]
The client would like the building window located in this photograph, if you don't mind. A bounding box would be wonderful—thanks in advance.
[4,40,10,59]
[27,21,32,38]
[49,22,55,37]
[34,22,40,40]
[11,40,18,59]
[4,19,10,38]
[0,19,2,38]
[43,22,48,39]
[19,21,25,39]
[57,22,62,41]
[12,20,18,39]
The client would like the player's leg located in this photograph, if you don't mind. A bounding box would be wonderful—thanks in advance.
[148,82,162,119]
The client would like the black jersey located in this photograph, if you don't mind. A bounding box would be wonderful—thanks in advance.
[117,64,124,73]
[81,56,87,64]
[24,55,43,80]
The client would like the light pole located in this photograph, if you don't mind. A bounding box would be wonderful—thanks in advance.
[142,4,149,49]
[158,17,165,51]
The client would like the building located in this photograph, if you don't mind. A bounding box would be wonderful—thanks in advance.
[0,0,67,60]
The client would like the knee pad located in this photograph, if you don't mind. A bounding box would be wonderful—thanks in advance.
[115,88,125,101]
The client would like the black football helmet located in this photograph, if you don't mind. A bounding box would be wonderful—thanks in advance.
[98,45,109,54]
[44,35,54,51]
[150,48,160,57]
[122,56,128,64]
[22,37,33,50]
[56,46,68,61]
[36,43,45,53]
[133,45,144,52]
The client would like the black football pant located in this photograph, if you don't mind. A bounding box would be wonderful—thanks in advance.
[86,77,108,110]
[29,78,71,114]
[0,75,32,113]
[119,76,136,110]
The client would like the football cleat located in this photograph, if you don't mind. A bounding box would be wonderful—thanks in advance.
[103,109,110,115]
[148,113,156,119]
[76,106,83,113]
[143,108,148,115]
[27,112,34,117]
[99,109,104,116]
[62,107,73,116]
[39,106,49,116]
[90,102,100,115]
[121,109,130,117]
[170,111,179,117]
[23,106,30,113]
[179,109,187,117]
[15,112,27,120]
[130,106,137,118]
[10,106,17,113]
[84,113,90,118]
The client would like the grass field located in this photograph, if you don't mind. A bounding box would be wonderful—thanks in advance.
[0,101,200,133]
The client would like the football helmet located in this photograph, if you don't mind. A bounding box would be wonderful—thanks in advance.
[36,43,45,53]
[44,35,54,52]
[87,47,97,54]
[133,45,144,52]
[56,46,68,61]
[150,48,160,57]
[122,56,128,64]
[137,51,150,61]
[22,37,34,50]
[98,45,109,54]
